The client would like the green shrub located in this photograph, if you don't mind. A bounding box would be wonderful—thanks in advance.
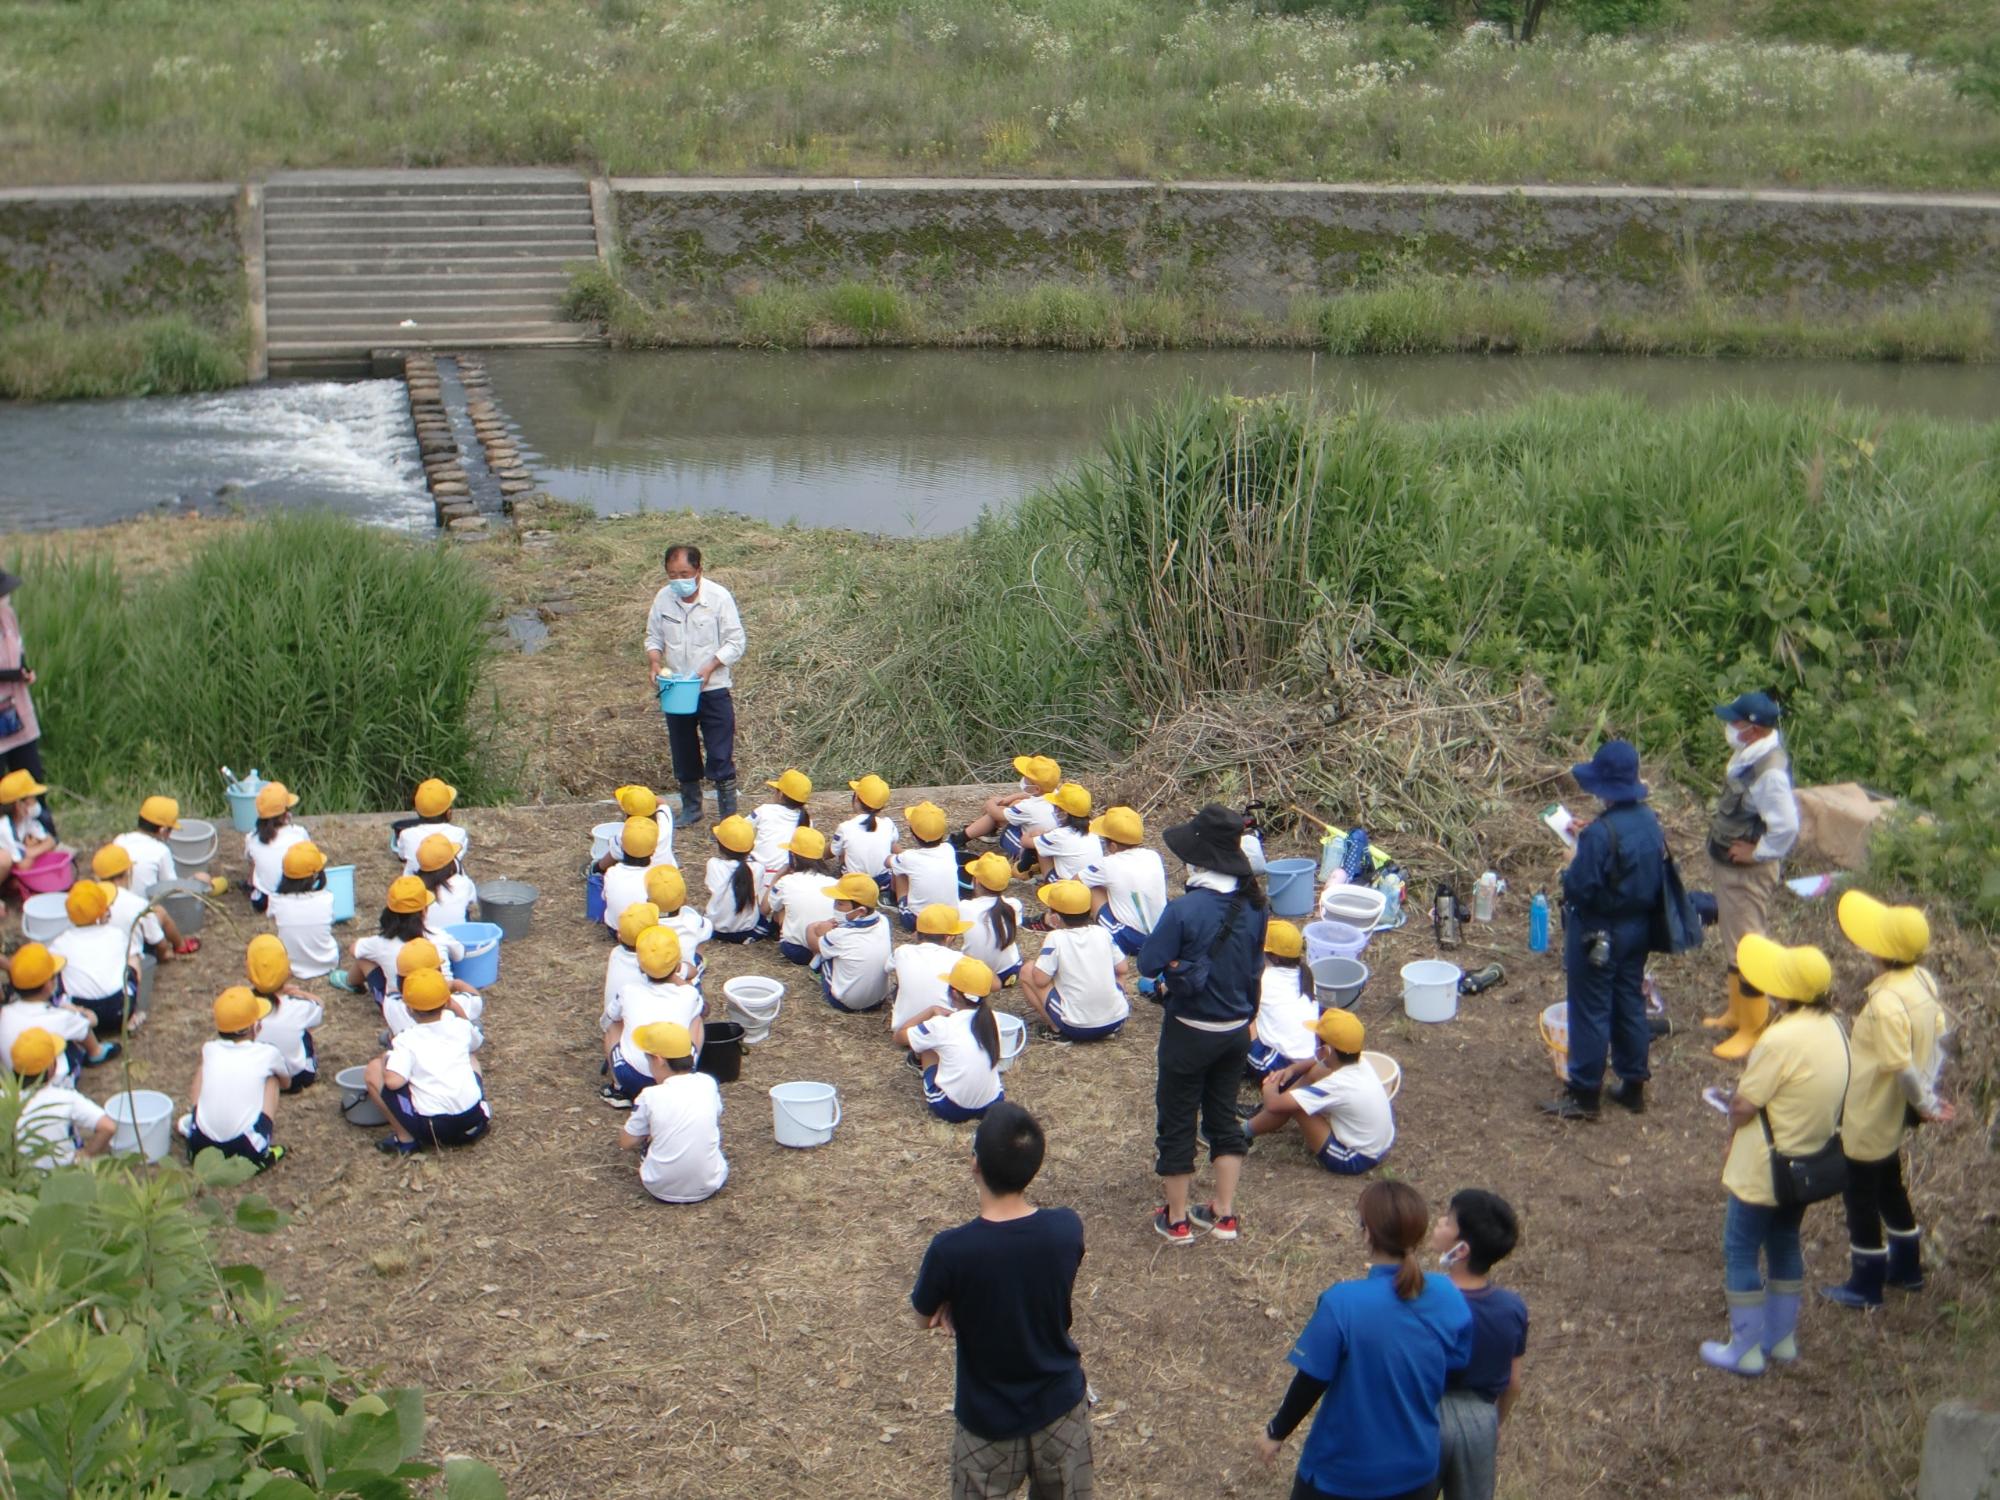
[0,317,245,401]
[559,264,624,325]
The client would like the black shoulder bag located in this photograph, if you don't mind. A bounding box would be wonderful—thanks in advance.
[1759,1018,1852,1208]
[1158,893,1244,1006]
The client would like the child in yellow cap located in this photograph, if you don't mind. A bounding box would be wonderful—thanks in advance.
[0,767,57,887]
[11,1027,115,1169]
[51,880,145,1034]
[765,827,838,965]
[958,853,1025,984]
[181,986,290,1170]
[750,769,814,878]
[245,935,325,1094]
[1246,1008,1395,1174]
[393,778,469,876]
[594,785,679,878]
[1248,920,1321,1078]
[808,873,894,1012]
[337,876,460,1001]
[91,843,171,965]
[600,817,662,935]
[960,755,1063,868]
[267,840,339,979]
[891,801,963,930]
[1021,783,1103,886]
[1079,806,1167,955]
[603,901,664,1027]
[243,781,308,913]
[645,865,712,985]
[896,956,1006,1123]
[112,796,199,953]
[1820,892,1953,1311]
[832,775,899,899]
[891,904,975,1034]
[383,938,481,1037]
[1,941,117,1077]
[601,927,703,1108]
[618,1021,728,1204]
[414,832,478,932]
[365,967,489,1157]
[704,815,771,943]
[1019,880,1130,1041]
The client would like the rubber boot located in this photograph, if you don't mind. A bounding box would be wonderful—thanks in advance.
[1699,1294,1767,1376]
[1606,1078,1645,1114]
[1537,1083,1601,1121]
[1763,1280,1804,1362]
[713,778,738,818]
[1885,1228,1925,1291]
[1712,976,1770,1061]
[1701,970,1745,1032]
[1818,1249,1887,1310]
[678,781,706,827]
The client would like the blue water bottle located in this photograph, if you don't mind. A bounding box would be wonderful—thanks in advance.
[1529,890,1551,953]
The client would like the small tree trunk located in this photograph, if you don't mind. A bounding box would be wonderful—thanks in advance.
[1520,0,1550,41]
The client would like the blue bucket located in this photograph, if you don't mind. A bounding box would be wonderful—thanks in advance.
[1266,857,1319,919]
[446,922,502,988]
[326,864,356,924]
[585,868,606,924]
[657,675,702,715]
[224,778,265,834]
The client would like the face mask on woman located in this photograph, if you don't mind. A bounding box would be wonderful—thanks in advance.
[668,577,699,599]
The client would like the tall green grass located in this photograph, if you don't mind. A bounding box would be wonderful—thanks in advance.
[0,317,246,400]
[9,514,502,813]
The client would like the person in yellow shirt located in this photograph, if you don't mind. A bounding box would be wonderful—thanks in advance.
[1700,935,1848,1378]
[1820,892,1953,1310]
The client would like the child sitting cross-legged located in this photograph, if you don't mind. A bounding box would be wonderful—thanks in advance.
[896,957,1006,1124]
[180,986,290,1170]
[51,880,145,1035]
[958,853,1024,984]
[415,834,477,931]
[1078,805,1166,956]
[831,774,899,900]
[244,782,308,915]
[600,927,703,1110]
[1248,920,1322,1079]
[806,873,893,1013]
[594,785,675,873]
[266,840,339,980]
[244,935,324,1095]
[646,866,712,987]
[1018,880,1130,1042]
[705,815,772,943]
[364,967,491,1156]
[392,778,469,875]
[765,827,837,965]
[11,1027,115,1169]
[91,843,170,965]
[112,795,199,954]
[1021,783,1102,886]
[601,817,662,935]
[891,801,963,929]
[603,902,661,1024]
[384,937,481,1037]
[617,1021,728,1205]
[890,904,973,1039]
[1246,1008,1396,1175]
[0,943,117,1077]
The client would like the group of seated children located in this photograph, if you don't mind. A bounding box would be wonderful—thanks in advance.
[600,926,703,1107]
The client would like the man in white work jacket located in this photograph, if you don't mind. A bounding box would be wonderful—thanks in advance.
[645,544,747,826]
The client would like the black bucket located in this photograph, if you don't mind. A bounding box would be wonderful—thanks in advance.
[698,1021,745,1084]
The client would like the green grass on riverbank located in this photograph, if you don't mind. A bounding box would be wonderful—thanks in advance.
[2,0,1996,190]
[0,316,245,400]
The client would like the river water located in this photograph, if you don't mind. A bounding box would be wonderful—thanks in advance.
[2,349,1994,534]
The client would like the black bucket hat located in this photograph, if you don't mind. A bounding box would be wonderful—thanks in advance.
[1162,804,1254,879]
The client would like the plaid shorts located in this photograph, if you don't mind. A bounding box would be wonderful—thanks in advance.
[952,1399,1094,1500]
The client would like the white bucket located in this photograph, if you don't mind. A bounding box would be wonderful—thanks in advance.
[1401,960,1462,1023]
[724,976,785,1044]
[770,1081,840,1148]
[336,1064,388,1125]
[1362,1050,1403,1100]
[105,1089,174,1162]
[588,819,627,864]
[1319,884,1388,930]
[996,1012,1027,1071]
[21,892,70,942]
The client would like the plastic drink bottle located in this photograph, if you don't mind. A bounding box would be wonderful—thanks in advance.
[1529,891,1550,953]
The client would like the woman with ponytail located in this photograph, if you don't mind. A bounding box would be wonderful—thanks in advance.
[897,956,1005,1123]
[1256,1181,1473,1500]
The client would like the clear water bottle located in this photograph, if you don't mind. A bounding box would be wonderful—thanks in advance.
[1380,873,1404,928]
[1473,871,1500,922]
[1529,891,1550,953]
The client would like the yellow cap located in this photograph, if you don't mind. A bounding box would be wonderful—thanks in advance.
[785,826,829,860]
[1264,920,1304,959]
[7,943,64,991]
[65,881,113,926]
[766,769,813,802]
[905,801,949,843]
[966,852,1015,893]
[1837,890,1930,965]
[139,795,182,830]
[1089,806,1144,846]
[943,956,998,999]
[413,777,457,817]
[849,774,891,810]
[1048,782,1092,819]
[1736,934,1834,1004]
[416,833,458,873]
[713,815,756,854]
[631,1021,692,1060]
[617,901,662,947]
[621,815,660,859]
[822,872,881,907]
[1011,755,1061,792]
[636,925,684,979]
[1037,879,1092,917]
[282,841,327,880]
[401,967,451,1012]
[254,782,299,819]
[916,903,974,936]
[91,843,134,879]
[0,769,48,802]
[615,784,659,818]
[644,864,687,912]
[10,1027,61,1077]
[387,875,433,914]
[1314,1008,1365,1054]
[214,986,272,1032]
[395,937,442,976]
[246,933,292,993]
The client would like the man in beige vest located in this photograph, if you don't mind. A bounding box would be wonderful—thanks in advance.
[1703,692,1799,1060]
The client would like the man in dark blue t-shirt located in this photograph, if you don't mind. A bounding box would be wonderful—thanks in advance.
[911,1101,1093,1498]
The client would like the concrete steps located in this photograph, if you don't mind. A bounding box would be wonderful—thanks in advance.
[261,170,602,373]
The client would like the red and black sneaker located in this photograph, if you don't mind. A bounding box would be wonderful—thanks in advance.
[1188,1203,1240,1241]
[1152,1207,1200,1245]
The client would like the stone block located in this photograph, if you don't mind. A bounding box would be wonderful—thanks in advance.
[1921,1401,2000,1500]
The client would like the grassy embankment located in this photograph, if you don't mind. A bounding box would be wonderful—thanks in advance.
[0,315,245,401]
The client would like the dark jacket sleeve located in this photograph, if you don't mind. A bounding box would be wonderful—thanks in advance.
[1560,818,1617,913]
[1136,902,1184,979]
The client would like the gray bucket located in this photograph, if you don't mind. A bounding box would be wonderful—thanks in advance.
[135,953,158,1014]
[477,879,539,941]
[147,879,207,937]
[1310,956,1370,1009]
[336,1065,388,1126]
[165,817,219,875]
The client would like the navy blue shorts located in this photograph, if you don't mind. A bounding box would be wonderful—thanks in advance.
[1044,989,1126,1042]
[778,939,812,965]
[821,972,883,1013]
[1096,908,1148,956]
[384,1086,490,1147]
[922,1066,998,1123]
[68,973,139,1035]
[609,1056,653,1099]
[187,1111,275,1165]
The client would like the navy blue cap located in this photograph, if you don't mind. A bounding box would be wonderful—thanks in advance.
[1571,739,1648,803]
[1714,691,1782,727]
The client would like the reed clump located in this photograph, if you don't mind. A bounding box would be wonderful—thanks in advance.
[0,317,246,401]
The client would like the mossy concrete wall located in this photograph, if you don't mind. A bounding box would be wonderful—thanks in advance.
[0,185,245,329]
[610,178,2000,314]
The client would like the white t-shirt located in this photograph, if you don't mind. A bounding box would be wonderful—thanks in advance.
[1003,795,1058,839]
[1080,847,1168,933]
[354,933,459,1001]
[704,857,763,935]
[1034,926,1129,1029]
[108,885,165,955]
[268,889,339,977]
[662,907,713,962]
[1255,965,1321,1064]
[959,895,1024,976]
[1294,1064,1396,1158]
[17,1083,107,1170]
[1034,825,1104,881]
[245,824,311,897]
[891,941,960,1031]
[257,994,323,1076]
[626,1073,728,1203]
[646,808,679,867]
[114,829,177,898]
[909,1008,1003,1110]
[769,870,837,950]
[892,843,962,911]
[395,821,470,875]
[383,989,484,1038]
[602,860,654,934]
[50,923,132,1003]
[427,873,477,931]
[192,1037,288,1141]
[386,1015,488,1118]
[0,1000,91,1085]
[609,980,704,1076]
[831,814,898,879]
[602,944,644,1025]
[749,804,805,870]
[817,914,892,1009]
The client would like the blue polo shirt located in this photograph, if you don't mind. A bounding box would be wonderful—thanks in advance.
[1289,1265,1473,1498]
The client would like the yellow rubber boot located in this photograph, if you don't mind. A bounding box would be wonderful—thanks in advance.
[1701,971,1745,1032]
[1712,981,1770,1061]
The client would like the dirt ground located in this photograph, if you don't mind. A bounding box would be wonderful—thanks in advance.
[74,781,1997,1500]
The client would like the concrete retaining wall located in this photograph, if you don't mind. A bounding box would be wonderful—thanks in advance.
[0,184,245,329]
[610,178,2000,315]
